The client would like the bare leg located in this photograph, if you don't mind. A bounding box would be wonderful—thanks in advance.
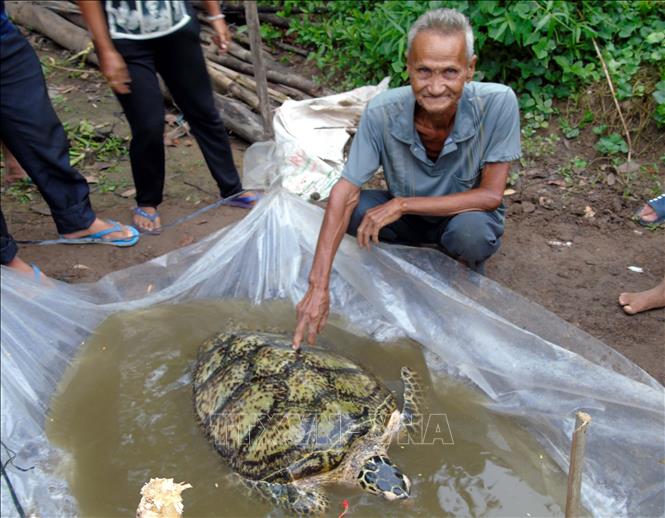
[1,141,29,185]
[5,256,34,275]
[619,277,665,315]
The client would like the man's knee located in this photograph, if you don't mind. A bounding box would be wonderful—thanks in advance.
[347,190,392,236]
[440,212,503,269]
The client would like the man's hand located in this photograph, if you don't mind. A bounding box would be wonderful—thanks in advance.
[293,285,330,349]
[356,197,404,249]
[99,50,131,94]
[210,19,231,54]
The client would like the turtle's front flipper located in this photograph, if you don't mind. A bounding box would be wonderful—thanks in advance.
[400,367,424,437]
[242,477,329,515]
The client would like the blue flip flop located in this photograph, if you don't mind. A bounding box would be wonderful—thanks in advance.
[31,263,42,281]
[223,191,263,209]
[133,206,162,234]
[637,194,665,226]
[59,221,139,247]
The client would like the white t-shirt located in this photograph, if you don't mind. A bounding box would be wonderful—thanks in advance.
[105,0,191,40]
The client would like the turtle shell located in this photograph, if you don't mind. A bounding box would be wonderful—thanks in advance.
[193,332,396,483]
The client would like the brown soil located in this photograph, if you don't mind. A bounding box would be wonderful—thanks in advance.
[3,34,664,384]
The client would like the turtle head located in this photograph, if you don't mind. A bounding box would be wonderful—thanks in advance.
[357,455,411,501]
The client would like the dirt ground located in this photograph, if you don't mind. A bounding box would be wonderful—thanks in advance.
[2,34,664,385]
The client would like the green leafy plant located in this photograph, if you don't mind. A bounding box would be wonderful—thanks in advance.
[278,1,665,127]
[595,133,628,155]
[653,80,665,126]
[5,178,35,204]
[63,120,128,166]
[559,110,594,139]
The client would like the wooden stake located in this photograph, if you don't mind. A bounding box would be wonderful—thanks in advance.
[244,1,274,139]
[592,39,633,162]
[565,411,592,518]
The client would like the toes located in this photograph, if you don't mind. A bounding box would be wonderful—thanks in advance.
[622,304,637,315]
[133,217,152,232]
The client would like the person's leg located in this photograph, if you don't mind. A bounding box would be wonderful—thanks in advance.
[112,38,166,232]
[347,190,393,237]
[0,28,134,242]
[0,209,18,266]
[1,140,28,185]
[347,190,434,244]
[153,20,242,198]
[0,210,43,277]
[619,277,665,315]
[438,211,504,273]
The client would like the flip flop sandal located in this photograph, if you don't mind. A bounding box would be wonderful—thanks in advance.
[59,221,140,247]
[637,194,665,226]
[223,191,263,209]
[133,206,162,234]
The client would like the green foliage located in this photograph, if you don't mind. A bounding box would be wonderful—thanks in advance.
[654,80,665,126]
[4,178,35,204]
[278,0,665,129]
[559,110,594,139]
[63,120,128,167]
[558,156,589,186]
[595,133,629,155]
[521,132,560,166]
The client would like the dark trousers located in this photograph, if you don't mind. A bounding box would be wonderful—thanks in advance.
[0,26,95,264]
[112,18,242,208]
[347,190,504,273]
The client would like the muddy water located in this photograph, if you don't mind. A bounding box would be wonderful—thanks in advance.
[47,300,569,517]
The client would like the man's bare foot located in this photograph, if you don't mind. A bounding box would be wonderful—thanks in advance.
[62,218,135,241]
[132,206,161,233]
[619,278,665,315]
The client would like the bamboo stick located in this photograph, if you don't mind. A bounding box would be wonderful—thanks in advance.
[233,30,308,57]
[565,411,592,518]
[206,63,260,111]
[244,1,273,138]
[592,39,633,162]
[206,51,320,97]
[207,61,289,105]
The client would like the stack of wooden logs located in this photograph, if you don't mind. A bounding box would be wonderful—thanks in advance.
[5,0,333,143]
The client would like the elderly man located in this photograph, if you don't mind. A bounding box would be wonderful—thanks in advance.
[293,8,521,348]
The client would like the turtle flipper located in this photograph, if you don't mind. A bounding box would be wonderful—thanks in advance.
[400,367,424,437]
[242,477,329,515]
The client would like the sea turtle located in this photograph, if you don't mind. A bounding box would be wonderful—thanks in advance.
[192,331,423,515]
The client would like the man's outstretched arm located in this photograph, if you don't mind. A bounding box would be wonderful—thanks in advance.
[293,179,361,349]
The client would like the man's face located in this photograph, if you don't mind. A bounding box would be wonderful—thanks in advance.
[407,30,476,118]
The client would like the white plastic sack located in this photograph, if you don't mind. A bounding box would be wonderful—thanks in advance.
[242,79,391,199]
[1,189,663,517]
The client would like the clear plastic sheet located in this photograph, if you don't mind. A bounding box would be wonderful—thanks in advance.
[1,189,663,517]
[242,79,390,199]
